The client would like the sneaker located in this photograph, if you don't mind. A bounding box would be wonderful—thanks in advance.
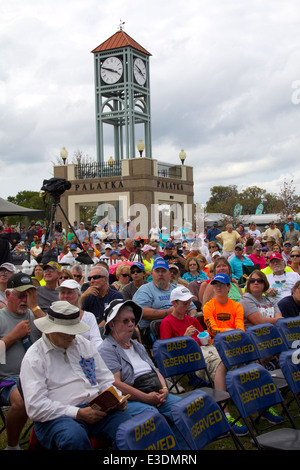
[261,407,284,424]
[226,414,248,436]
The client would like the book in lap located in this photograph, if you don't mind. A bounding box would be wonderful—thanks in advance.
[89,386,130,411]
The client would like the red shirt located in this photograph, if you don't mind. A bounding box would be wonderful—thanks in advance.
[160,314,204,346]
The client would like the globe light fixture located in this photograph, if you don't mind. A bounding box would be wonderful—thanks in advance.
[179,149,186,165]
[137,139,145,157]
[60,147,68,165]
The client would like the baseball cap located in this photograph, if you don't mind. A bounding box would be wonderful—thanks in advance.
[43,261,61,271]
[170,286,195,302]
[69,244,78,250]
[142,244,155,253]
[7,272,36,292]
[153,258,170,270]
[211,273,231,285]
[56,279,81,290]
[269,253,283,262]
[104,244,113,250]
[165,242,175,249]
[130,262,145,272]
[103,299,142,336]
[0,263,17,273]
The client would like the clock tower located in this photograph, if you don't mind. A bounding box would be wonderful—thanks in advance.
[92,28,152,163]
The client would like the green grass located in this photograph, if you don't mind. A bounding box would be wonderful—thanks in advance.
[1,387,300,451]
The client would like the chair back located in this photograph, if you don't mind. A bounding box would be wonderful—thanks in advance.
[276,317,300,349]
[171,389,231,450]
[152,336,207,379]
[225,363,283,419]
[279,348,300,395]
[246,323,288,359]
[150,319,162,341]
[213,329,259,369]
[115,408,179,450]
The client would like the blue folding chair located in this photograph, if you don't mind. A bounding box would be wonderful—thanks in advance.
[171,389,244,450]
[246,323,288,386]
[279,348,300,415]
[152,336,230,408]
[115,408,180,450]
[213,329,259,370]
[225,363,300,449]
[276,317,300,349]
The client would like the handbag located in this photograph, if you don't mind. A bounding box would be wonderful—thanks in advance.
[133,371,162,393]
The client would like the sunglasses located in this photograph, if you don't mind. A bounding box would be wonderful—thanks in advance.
[120,273,130,277]
[88,275,106,281]
[73,274,82,279]
[131,269,143,274]
[59,276,71,280]
[249,278,264,284]
[118,318,136,325]
[291,254,300,258]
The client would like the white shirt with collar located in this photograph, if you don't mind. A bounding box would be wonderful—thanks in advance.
[20,333,119,422]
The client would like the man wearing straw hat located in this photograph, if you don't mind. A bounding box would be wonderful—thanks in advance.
[20,300,131,450]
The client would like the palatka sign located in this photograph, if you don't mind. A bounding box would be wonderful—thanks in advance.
[73,180,184,192]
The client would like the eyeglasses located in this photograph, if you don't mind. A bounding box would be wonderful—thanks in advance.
[59,276,71,280]
[291,254,300,258]
[118,318,136,325]
[120,273,130,277]
[131,269,142,274]
[235,247,243,251]
[88,275,106,281]
[73,274,82,279]
[249,278,265,284]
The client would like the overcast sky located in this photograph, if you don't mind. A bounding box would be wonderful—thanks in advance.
[1,0,300,208]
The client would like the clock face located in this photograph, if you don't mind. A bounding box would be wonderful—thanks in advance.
[133,58,147,85]
[100,57,123,84]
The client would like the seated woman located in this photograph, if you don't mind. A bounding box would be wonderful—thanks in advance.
[240,270,282,329]
[141,244,155,272]
[32,263,46,286]
[248,243,266,269]
[111,264,131,292]
[182,257,209,283]
[290,246,300,274]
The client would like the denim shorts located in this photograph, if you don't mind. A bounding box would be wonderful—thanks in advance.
[0,377,17,405]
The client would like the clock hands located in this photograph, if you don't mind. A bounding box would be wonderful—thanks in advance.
[134,64,146,79]
[101,66,122,76]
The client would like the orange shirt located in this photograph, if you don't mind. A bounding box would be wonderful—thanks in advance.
[203,297,244,340]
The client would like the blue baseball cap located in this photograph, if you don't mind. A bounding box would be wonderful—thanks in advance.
[130,262,145,272]
[153,258,170,270]
[211,273,231,285]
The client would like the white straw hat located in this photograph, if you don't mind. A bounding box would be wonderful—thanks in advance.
[34,300,89,335]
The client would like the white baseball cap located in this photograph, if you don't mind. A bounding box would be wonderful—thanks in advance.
[170,286,195,302]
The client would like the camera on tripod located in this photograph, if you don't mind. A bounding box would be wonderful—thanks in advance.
[41,177,72,202]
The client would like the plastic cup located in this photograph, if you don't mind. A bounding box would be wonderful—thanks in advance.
[197,331,210,346]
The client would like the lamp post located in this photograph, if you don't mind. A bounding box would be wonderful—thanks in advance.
[60,147,68,165]
[108,156,115,167]
[137,139,145,158]
[179,149,186,165]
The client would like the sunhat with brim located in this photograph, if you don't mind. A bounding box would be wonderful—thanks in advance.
[7,272,36,292]
[34,301,90,335]
[56,279,81,290]
[103,299,143,336]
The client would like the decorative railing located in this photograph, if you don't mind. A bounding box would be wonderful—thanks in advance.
[74,161,122,179]
[157,162,182,179]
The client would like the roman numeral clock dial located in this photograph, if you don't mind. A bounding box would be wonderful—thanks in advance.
[133,58,147,85]
[100,57,123,84]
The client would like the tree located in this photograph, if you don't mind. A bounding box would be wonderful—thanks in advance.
[205,185,239,215]
[278,179,300,221]
[6,191,46,226]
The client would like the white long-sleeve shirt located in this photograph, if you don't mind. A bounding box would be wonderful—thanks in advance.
[20,333,119,422]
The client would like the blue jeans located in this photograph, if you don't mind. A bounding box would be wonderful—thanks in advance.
[34,408,132,450]
[126,395,191,450]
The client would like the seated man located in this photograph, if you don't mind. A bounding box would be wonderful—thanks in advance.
[122,262,148,300]
[266,253,300,302]
[20,300,132,450]
[160,286,248,436]
[203,273,245,340]
[0,272,42,450]
[229,243,255,280]
[132,258,197,349]
[99,299,190,449]
[37,261,61,313]
[278,279,300,317]
[81,265,123,325]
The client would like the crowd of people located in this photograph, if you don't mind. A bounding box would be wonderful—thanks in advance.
[0,214,300,450]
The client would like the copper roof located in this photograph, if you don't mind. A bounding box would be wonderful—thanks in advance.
[91,30,151,56]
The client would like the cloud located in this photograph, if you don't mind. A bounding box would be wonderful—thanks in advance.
[1,0,300,209]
